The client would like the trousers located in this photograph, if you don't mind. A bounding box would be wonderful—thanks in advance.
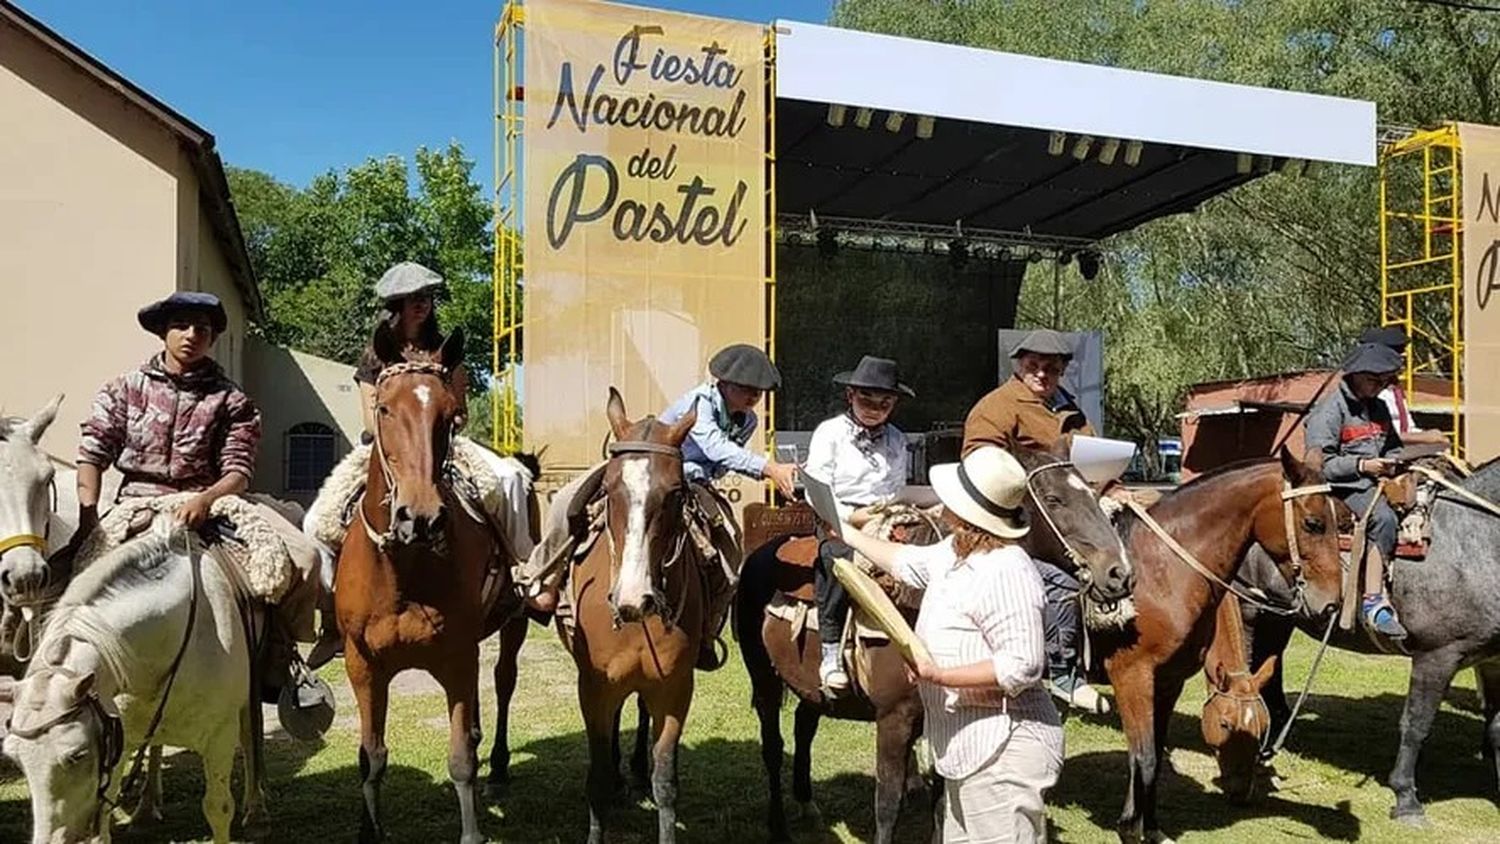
[1034,560,1080,678]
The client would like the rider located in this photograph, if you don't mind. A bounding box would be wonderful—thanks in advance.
[1306,341,1408,639]
[961,328,1109,714]
[803,355,913,693]
[1360,325,1450,447]
[521,343,799,669]
[305,261,535,668]
[69,291,327,707]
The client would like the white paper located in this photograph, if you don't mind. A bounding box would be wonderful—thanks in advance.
[798,468,845,538]
[1070,435,1138,484]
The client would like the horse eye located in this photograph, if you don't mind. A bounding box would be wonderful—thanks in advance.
[63,747,90,765]
[1044,495,1064,507]
[1302,516,1325,535]
[377,405,391,417]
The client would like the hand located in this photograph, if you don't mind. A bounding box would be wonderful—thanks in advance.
[763,461,798,499]
[173,494,214,529]
[1361,458,1395,478]
[848,506,876,530]
[906,655,943,685]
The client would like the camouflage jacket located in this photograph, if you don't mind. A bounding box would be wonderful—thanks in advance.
[78,355,261,498]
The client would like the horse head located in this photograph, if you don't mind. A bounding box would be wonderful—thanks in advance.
[1254,447,1343,619]
[1014,442,1134,603]
[0,395,63,606]
[369,323,466,547]
[601,388,695,623]
[1201,653,1276,803]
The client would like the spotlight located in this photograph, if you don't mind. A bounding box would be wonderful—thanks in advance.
[854,107,874,129]
[915,115,936,139]
[1098,138,1121,165]
[948,238,969,270]
[817,226,839,258]
[1124,140,1144,166]
[1072,135,1095,160]
[1077,251,1101,281]
[826,104,847,127]
[1048,131,1067,156]
[885,111,906,133]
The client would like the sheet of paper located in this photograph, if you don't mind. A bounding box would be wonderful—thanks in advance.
[1070,434,1138,484]
[798,468,844,539]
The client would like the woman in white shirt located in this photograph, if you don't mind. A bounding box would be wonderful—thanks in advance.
[804,355,913,692]
[838,445,1063,844]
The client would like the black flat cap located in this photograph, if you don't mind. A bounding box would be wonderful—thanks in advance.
[137,291,228,337]
[1009,329,1074,360]
[1342,342,1403,375]
[709,344,781,390]
[1359,325,1409,351]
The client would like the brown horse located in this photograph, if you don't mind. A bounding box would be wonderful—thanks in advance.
[1103,449,1342,844]
[564,388,703,844]
[1198,594,1276,804]
[335,324,528,844]
[736,443,1135,843]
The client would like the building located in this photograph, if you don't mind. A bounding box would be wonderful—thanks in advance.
[0,1,359,504]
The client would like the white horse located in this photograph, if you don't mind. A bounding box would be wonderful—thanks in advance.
[1,520,262,843]
[0,395,72,614]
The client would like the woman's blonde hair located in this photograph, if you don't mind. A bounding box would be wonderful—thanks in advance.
[944,507,1020,558]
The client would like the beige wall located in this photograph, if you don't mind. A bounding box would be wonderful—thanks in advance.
[194,204,247,382]
[0,17,180,463]
[244,336,364,502]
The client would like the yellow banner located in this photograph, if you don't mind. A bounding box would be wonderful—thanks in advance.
[1459,123,1500,462]
[523,0,767,470]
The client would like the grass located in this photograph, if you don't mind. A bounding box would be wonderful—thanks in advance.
[3,630,1498,842]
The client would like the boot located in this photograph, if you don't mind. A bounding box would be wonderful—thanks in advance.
[1362,593,1408,639]
[820,641,850,694]
[305,606,342,670]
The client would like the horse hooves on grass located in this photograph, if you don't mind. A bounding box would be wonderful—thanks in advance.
[483,779,509,801]
[1391,810,1430,829]
[1146,832,1177,844]
[793,800,823,826]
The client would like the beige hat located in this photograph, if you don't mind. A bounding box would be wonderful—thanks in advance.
[929,446,1030,539]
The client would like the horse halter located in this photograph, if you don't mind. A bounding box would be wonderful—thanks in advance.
[1279,481,1334,605]
[601,440,691,628]
[1024,461,1119,589]
[0,475,57,564]
[1204,671,1273,755]
[363,361,456,550]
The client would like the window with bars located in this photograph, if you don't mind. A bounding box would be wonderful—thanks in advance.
[285,422,337,493]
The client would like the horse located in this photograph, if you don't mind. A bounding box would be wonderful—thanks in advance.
[1229,455,1500,825]
[1198,594,1276,804]
[735,442,1136,843]
[1,522,263,844]
[560,388,705,844]
[1101,448,1344,844]
[335,323,528,844]
[0,396,71,627]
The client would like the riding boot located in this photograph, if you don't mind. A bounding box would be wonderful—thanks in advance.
[305,602,343,670]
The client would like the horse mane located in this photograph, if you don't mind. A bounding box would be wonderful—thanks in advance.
[1151,457,1277,505]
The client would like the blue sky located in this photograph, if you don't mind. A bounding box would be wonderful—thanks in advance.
[22,0,835,188]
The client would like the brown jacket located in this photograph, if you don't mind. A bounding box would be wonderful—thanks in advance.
[962,376,1094,456]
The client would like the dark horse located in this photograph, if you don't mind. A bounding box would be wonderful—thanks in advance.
[736,443,1136,843]
[335,324,529,844]
[1101,449,1344,843]
[1231,456,1500,825]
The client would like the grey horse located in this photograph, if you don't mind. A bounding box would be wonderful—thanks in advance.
[1236,457,1500,825]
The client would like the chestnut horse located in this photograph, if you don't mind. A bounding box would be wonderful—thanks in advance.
[1198,594,1276,804]
[336,325,528,844]
[736,443,1136,843]
[564,389,703,844]
[1103,449,1343,843]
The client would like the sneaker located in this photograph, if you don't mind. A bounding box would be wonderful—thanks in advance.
[819,642,850,693]
[1362,594,1408,639]
[1047,672,1110,714]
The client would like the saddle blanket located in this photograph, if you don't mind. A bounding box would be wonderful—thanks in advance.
[765,591,891,644]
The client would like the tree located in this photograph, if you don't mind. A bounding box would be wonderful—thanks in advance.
[228,143,512,392]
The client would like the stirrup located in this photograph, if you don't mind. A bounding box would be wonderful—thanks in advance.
[696,635,728,671]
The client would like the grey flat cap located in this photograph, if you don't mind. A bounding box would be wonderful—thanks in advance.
[1342,342,1403,375]
[374,261,445,301]
[1359,325,1408,351]
[709,344,781,391]
[1009,329,1074,360]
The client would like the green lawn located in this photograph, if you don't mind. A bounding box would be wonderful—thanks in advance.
[3,630,1498,842]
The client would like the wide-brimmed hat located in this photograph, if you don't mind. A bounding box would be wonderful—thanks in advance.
[832,356,915,398]
[709,344,781,391]
[374,261,445,302]
[137,291,227,337]
[929,446,1030,539]
[1342,342,1403,376]
[1359,325,1408,351]
[1010,329,1074,361]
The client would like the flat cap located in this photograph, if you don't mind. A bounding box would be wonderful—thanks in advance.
[1342,342,1403,376]
[374,261,445,301]
[1359,325,1409,351]
[709,344,781,391]
[1009,329,1074,360]
[137,291,227,337]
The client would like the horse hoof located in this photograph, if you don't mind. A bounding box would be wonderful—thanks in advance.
[795,800,822,825]
[483,779,509,801]
[1146,832,1177,844]
[1391,810,1430,829]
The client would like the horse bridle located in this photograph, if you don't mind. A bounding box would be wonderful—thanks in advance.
[0,474,58,567]
[2,476,61,663]
[1203,671,1274,756]
[1279,481,1335,612]
[600,440,691,628]
[362,361,458,550]
[4,664,125,831]
[1023,461,1123,592]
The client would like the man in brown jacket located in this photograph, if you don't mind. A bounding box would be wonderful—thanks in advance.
[962,329,1107,713]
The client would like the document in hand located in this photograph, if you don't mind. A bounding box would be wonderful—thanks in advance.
[798,469,844,539]
[1071,435,1138,484]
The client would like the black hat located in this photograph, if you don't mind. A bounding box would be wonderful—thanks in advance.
[709,344,781,391]
[137,291,228,337]
[1342,342,1403,376]
[1009,329,1074,361]
[833,355,915,398]
[1359,325,1408,351]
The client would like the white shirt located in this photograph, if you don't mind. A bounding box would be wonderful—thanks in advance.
[891,538,1059,779]
[803,414,909,521]
[1378,386,1421,434]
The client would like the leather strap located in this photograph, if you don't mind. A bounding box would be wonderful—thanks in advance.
[0,534,46,557]
[1125,501,1294,616]
[608,441,683,459]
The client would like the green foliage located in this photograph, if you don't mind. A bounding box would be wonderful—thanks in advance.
[832,0,1500,446]
[228,143,511,393]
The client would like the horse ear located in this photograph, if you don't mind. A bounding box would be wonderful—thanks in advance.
[372,320,404,367]
[606,387,630,441]
[439,326,466,372]
[67,671,95,703]
[1207,661,1230,693]
[19,394,63,444]
[1251,654,1279,691]
[1277,445,1304,484]
[666,406,697,448]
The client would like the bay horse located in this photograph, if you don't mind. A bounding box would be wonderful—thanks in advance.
[336,324,527,844]
[1233,455,1500,825]
[736,443,1136,843]
[564,388,703,844]
[1102,448,1343,844]
[1198,594,1276,804]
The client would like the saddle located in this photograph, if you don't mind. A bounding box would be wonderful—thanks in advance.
[1335,471,1433,561]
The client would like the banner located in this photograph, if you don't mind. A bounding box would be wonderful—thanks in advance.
[524,0,767,472]
[1459,123,1500,462]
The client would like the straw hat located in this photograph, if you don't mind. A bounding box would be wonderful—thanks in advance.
[929,445,1030,539]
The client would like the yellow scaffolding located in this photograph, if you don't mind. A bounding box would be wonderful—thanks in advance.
[1378,123,1463,450]
[762,25,778,503]
[492,1,524,453]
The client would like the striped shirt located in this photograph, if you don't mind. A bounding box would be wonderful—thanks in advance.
[893,537,1061,779]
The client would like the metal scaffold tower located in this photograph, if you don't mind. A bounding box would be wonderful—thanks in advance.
[1379,123,1463,450]
[492,1,524,454]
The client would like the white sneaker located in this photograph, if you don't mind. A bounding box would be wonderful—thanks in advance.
[1048,676,1110,714]
[820,645,851,692]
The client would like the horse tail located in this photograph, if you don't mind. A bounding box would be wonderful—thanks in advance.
[735,537,787,710]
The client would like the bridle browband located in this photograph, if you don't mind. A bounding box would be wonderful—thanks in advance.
[362,361,456,551]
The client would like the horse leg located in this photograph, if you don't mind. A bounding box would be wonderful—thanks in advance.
[1154,676,1185,775]
[632,693,652,791]
[582,678,625,844]
[1113,663,1166,844]
[238,704,268,828]
[438,655,484,844]
[200,724,239,844]
[347,649,391,842]
[1475,661,1500,797]
[128,746,165,826]
[487,612,528,795]
[1390,645,1464,825]
[792,700,823,822]
[643,674,693,844]
[873,700,923,844]
[753,681,790,842]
